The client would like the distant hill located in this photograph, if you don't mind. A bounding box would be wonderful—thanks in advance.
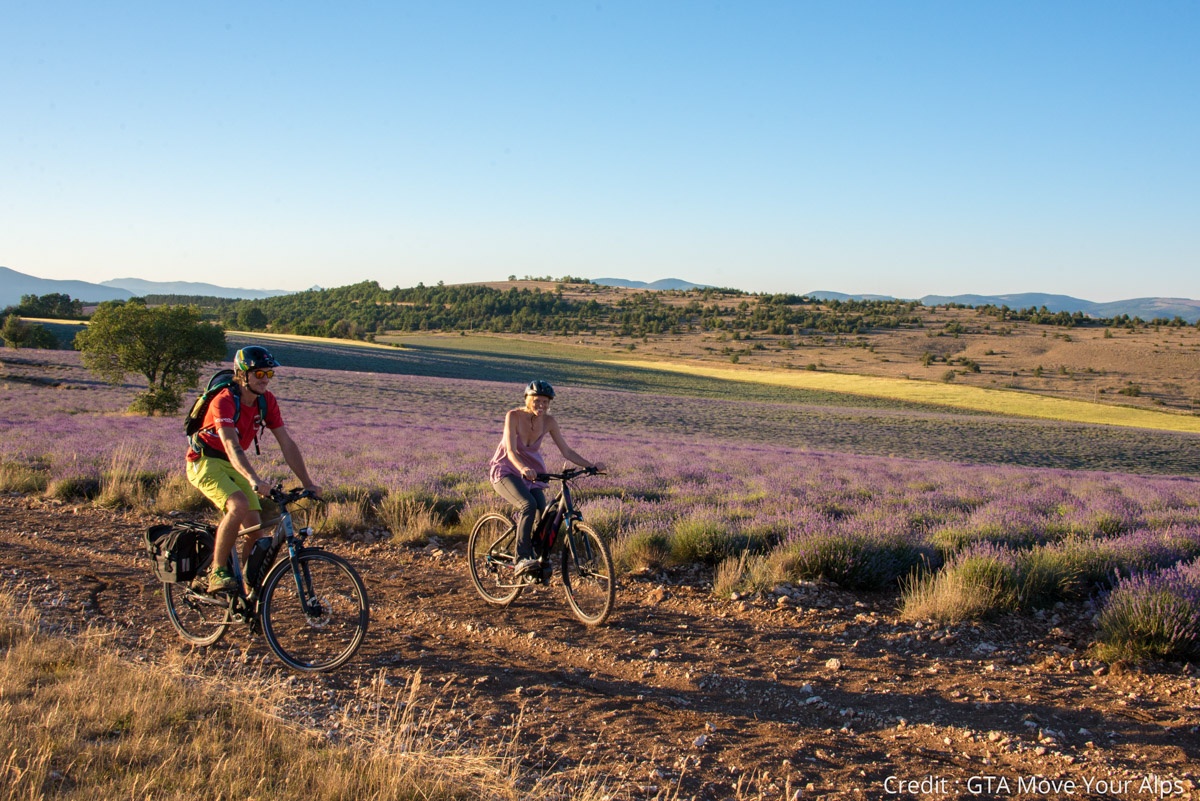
[918,292,1200,323]
[592,277,710,291]
[0,266,134,308]
[0,266,291,308]
[99,277,291,300]
[806,290,905,303]
[808,290,1200,323]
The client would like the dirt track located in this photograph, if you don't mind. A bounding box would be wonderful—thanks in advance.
[2,492,1198,800]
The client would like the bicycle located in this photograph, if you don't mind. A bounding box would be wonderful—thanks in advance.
[156,486,370,672]
[468,466,615,627]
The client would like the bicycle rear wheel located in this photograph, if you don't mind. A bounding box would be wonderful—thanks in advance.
[561,522,615,627]
[468,512,522,606]
[260,550,369,672]
[164,583,232,646]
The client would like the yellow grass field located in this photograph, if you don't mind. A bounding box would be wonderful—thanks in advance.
[228,329,407,351]
[614,358,1200,434]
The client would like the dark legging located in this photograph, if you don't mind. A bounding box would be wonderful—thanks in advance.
[492,475,546,561]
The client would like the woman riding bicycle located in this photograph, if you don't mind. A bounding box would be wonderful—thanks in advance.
[488,380,603,578]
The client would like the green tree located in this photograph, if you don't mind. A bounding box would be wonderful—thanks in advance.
[1,315,57,349]
[74,300,226,415]
[237,305,268,330]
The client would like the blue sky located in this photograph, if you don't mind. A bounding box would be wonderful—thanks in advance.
[3,2,1197,301]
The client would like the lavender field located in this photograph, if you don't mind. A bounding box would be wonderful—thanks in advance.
[3,348,1199,659]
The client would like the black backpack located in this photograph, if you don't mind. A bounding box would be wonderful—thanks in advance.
[144,522,214,582]
[185,369,267,456]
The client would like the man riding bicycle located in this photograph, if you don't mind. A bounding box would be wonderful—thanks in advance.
[185,346,321,595]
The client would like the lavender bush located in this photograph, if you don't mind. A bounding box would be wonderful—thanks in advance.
[1096,559,1200,663]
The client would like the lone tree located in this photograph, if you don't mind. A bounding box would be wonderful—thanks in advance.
[74,299,226,415]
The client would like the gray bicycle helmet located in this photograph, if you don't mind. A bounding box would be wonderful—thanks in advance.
[524,379,555,399]
[234,345,280,372]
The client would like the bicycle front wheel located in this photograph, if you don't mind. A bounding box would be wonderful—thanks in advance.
[260,550,369,672]
[468,513,522,606]
[164,583,231,646]
[561,522,615,627]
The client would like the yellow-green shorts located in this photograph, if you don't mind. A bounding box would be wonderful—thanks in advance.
[186,455,261,513]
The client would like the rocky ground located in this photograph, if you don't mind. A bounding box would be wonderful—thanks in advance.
[2,492,1198,800]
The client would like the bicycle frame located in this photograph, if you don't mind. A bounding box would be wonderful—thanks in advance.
[521,468,594,584]
[192,487,318,623]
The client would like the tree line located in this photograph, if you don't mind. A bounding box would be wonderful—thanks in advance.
[171,281,930,341]
[9,284,1200,356]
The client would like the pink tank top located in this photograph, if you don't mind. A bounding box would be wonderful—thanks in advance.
[489,424,549,488]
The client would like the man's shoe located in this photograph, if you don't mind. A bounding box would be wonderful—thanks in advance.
[514,558,539,577]
[207,566,237,595]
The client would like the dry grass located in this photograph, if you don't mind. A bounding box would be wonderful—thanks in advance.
[96,443,158,509]
[378,493,440,545]
[712,552,781,598]
[44,475,101,502]
[151,472,211,514]
[317,488,373,537]
[611,527,672,573]
[0,460,48,494]
[898,570,1012,623]
[0,591,613,801]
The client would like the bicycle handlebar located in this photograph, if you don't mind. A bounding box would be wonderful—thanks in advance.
[268,485,320,507]
[535,466,605,483]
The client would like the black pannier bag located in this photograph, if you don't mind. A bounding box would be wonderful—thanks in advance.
[144,522,214,583]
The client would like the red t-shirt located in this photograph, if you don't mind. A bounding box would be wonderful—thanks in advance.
[186,387,284,462]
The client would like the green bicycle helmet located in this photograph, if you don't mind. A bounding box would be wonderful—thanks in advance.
[524,379,555,399]
[234,345,280,372]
